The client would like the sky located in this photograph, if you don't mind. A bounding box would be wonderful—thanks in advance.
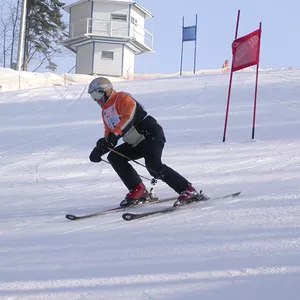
[1,68,300,299]
[59,0,300,74]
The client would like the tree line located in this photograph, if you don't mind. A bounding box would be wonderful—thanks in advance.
[0,0,67,72]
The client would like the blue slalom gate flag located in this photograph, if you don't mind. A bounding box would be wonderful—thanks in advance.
[182,25,196,42]
[180,15,198,75]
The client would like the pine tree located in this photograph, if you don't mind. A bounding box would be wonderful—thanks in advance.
[23,0,67,71]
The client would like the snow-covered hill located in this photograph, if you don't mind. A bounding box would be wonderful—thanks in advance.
[0,70,300,299]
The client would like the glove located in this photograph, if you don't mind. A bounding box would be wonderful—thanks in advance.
[105,132,118,148]
[96,137,106,150]
[96,133,117,150]
[89,147,103,163]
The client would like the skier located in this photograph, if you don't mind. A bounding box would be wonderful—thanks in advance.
[87,77,206,207]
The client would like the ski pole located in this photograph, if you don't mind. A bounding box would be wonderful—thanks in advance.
[102,158,157,185]
[107,147,147,169]
[107,147,160,184]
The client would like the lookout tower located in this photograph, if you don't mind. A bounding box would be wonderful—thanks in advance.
[61,0,154,78]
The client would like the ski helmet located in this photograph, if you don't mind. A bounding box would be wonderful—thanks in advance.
[88,77,113,106]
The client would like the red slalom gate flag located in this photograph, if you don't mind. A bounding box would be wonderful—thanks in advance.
[232,28,261,72]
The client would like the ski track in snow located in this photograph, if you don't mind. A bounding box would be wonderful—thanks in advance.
[0,70,300,299]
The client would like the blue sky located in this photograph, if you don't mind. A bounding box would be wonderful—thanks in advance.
[60,0,299,74]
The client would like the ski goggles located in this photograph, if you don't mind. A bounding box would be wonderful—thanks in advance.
[89,89,106,106]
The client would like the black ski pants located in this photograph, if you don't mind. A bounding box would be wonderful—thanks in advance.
[107,138,190,194]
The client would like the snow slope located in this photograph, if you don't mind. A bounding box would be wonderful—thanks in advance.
[0,70,300,299]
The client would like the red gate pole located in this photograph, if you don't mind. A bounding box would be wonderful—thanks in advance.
[222,9,240,142]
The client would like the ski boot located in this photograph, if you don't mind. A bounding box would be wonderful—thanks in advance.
[120,183,157,207]
[173,185,208,207]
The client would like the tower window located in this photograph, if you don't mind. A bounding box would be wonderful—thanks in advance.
[101,51,114,60]
[111,14,127,21]
[131,17,138,25]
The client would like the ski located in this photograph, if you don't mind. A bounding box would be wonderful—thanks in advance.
[122,191,241,221]
[65,195,178,221]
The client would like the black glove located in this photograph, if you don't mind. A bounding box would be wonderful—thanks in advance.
[89,147,103,163]
[96,137,106,150]
[105,132,118,148]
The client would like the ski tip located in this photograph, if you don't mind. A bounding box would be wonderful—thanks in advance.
[233,191,241,197]
[65,214,78,220]
[122,213,136,221]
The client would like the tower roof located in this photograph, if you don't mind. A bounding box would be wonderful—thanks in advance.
[63,0,154,18]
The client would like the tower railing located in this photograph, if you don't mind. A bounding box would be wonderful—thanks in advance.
[68,18,153,50]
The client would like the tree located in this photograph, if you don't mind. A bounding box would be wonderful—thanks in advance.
[23,0,67,71]
[0,0,68,72]
[9,0,21,69]
[0,0,19,68]
[0,2,9,67]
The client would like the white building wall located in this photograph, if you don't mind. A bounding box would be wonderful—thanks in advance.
[93,43,123,76]
[76,43,93,74]
[130,6,145,30]
[130,7,152,48]
[122,46,135,79]
[91,2,129,37]
[70,1,91,37]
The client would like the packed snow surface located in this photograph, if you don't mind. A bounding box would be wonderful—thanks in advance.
[1,70,300,299]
